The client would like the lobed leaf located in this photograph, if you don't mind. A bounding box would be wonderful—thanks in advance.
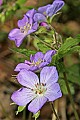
[9,48,36,58]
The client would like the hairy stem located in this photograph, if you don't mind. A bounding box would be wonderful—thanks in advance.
[50,102,60,120]
[34,35,57,51]
[52,100,58,120]
[63,72,79,120]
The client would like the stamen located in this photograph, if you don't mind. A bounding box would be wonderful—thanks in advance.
[20,22,32,34]
[33,83,47,95]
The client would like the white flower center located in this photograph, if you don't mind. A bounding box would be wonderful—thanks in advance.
[33,83,47,96]
[20,22,32,34]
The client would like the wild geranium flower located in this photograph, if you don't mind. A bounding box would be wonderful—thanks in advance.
[11,66,62,113]
[14,50,56,72]
[8,9,38,47]
[38,0,65,17]
[33,0,64,22]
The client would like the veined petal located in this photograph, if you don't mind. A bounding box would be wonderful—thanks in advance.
[29,66,38,72]
[32,22,39,30]
[43,50,56,63]
[25,60,32,65]
[11,88,36,106]
[26,9,36,18]
[27,28,37,35]
[26,22,38,36]
[17,70,39,88]
[8,28,25,47]
[18,15,28,28]
[40,66,58,85]
[39,62,49,68]
[33,13,46,22]
[28,96,47,113]
[46,0,65,17]
[14,63,30,72]
[38,4,51,14]
[30,54,35,62]
[44,83,62,101]
[32,52,44,63]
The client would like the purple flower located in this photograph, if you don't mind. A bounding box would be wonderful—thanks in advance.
[14,50,56,72]
[0,0,3,6]
[11,66,62,113]
[8,9,38,47]
[38,0,65,17]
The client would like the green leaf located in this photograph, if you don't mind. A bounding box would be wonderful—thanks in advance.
[67,46,80,54]
[66,64,80,85]
[59,37,80,52]
[59,79,75,95]
[33,111,40,120]
[37,43,51,53]
[16,106,26,115]
[35,26,47,35]
[9,48,36,58]
[44,37,53,43]
[57,35,80,60]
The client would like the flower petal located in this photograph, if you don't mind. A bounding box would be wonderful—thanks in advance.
[11,88,36,106]
[28,96,47,113]
[44,83,62,101]
[29,66,38,72]
[39,62,49,68]
[32,52,44,63]
[43,50,56,63]
[14,63,30,72]
[26,9,36,18]
[30,54,35,62]
[17,70,39,88]
[46,0,65,17]
[38,4,51,14]
[25,60,32,65]
[33,13,46,22]
[26,22,38,36]
[32,22,39,30]
[40,66,58,85]
[8,28,25,47]
[18,15,28,28]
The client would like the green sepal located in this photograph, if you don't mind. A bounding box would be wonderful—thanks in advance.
[33,111,40,120]
[16,106,26,115]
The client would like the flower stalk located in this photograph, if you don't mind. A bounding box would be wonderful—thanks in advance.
[50,102,60,120]
[63,72,79,120]
[22,108,26,120]
[34,35,57,51]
